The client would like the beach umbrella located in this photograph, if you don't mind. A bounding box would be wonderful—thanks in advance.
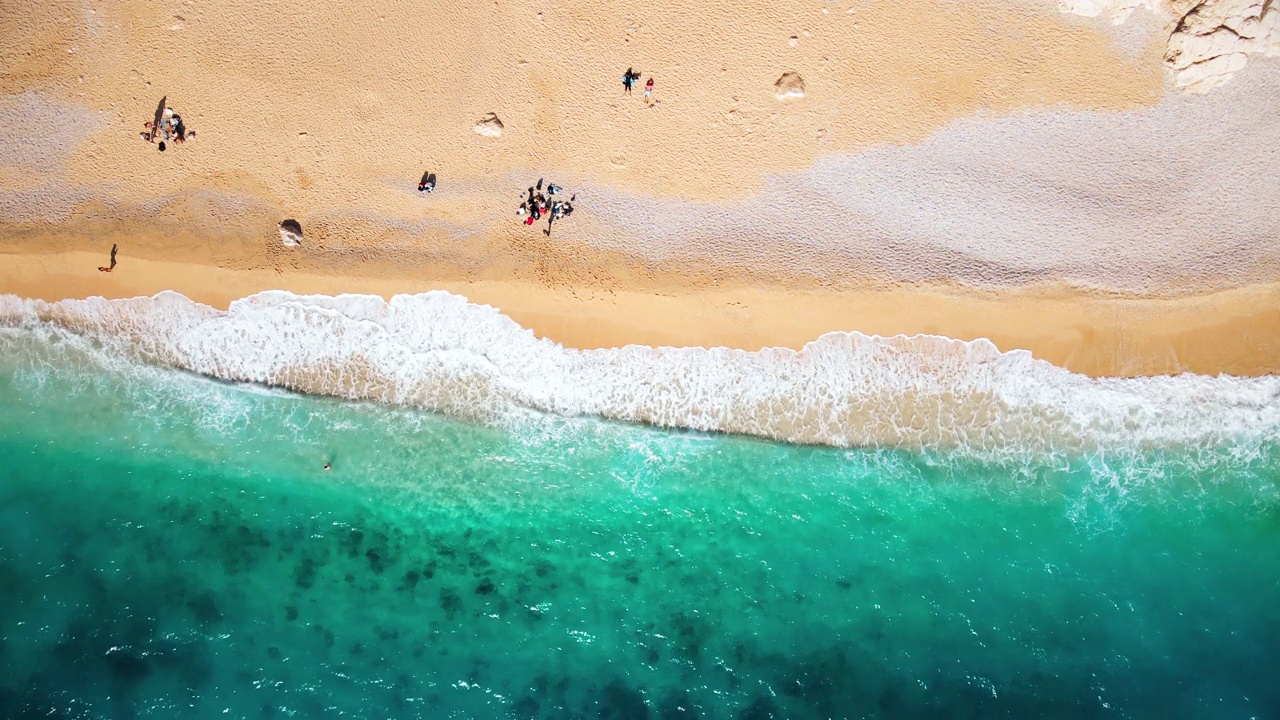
[153,96,167,130]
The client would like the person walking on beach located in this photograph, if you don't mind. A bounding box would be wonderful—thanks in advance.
[98,244,118,273]
[643,77,654,104]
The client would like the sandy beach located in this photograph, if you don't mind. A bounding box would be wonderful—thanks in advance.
[5,242,1278,378]
[9,3,1280,716]
[2,0,1278,377]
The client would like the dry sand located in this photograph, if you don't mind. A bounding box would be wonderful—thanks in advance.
[1,0,1277,377]
[1,0,1161,202]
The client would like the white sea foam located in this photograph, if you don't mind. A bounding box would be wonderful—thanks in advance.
[1,290,1277,458]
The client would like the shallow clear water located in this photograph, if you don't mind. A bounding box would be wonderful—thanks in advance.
[1,329,1278,719]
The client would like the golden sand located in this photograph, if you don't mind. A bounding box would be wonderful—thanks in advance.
[4,235,1278,378]
[5,0,1275,378]
[4,0,1161,203]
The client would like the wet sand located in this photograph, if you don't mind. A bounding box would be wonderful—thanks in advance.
[4,242,1277,378]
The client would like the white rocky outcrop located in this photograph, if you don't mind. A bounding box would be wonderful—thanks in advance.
[474,113,504,137]
[1057,0,1279,92]
[773,72,806,100]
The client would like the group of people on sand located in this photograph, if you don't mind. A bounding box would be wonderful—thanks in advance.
[517,179,575,236]
[139,105,194,152]
[622,67,656,105]
[129,96,585,246]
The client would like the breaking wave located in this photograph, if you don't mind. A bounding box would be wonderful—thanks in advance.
[1,290,1277,457]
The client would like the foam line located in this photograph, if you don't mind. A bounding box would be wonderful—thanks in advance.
[2,290,1277,455]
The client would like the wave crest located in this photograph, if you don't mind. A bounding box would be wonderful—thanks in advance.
[2,290,1277,454]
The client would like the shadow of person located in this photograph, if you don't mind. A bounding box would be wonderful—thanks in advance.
[98,243,118,272]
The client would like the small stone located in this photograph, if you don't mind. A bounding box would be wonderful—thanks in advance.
[774,72,805,100]
[474,113,504,137]
[278,219,302,247]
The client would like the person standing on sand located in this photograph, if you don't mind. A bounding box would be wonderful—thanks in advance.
[98,244,118,273]
[644,77,654,104]
[623,68,640,94]
[547,201,566,236]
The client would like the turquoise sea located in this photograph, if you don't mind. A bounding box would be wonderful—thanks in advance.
[1,325,1279,719]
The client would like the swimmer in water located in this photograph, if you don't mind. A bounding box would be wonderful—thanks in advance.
[324,463,331,472]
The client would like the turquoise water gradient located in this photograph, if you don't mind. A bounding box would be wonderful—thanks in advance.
[1,330,1279,719]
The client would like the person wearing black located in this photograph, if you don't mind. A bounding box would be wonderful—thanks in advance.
[98,244,118,273]
[623,67,641,94]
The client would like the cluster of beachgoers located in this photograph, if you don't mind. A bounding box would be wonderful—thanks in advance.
[137,97,194,152]
[415,171,577,237]
[131,61,645,248]
[517,179,576,236]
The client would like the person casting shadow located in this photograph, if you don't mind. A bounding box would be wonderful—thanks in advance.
[623,68,641,94]
[98,243,118,273]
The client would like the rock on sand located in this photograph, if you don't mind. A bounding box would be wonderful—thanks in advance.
[474,113,504,137]
[278,219,303,247]
[774,73,805,100]
[1056,0,1280,93]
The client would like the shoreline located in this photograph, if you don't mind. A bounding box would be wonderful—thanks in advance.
[4,248,1278,379]
[2,0,1276,384]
